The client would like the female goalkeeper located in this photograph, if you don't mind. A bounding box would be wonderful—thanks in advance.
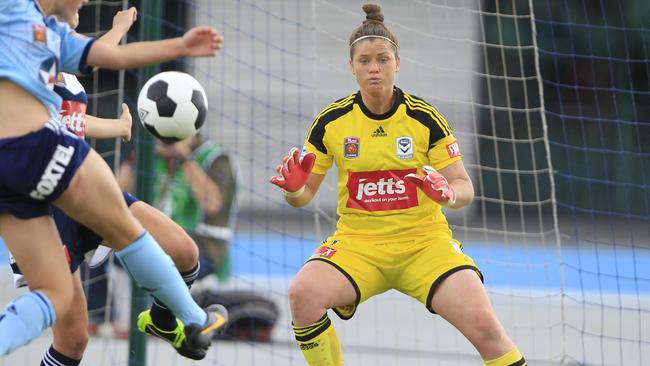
[270,4,526,366]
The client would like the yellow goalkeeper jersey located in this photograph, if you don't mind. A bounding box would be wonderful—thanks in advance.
[303,87,463,238]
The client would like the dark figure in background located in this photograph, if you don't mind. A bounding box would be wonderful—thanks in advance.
[118,134,237,281]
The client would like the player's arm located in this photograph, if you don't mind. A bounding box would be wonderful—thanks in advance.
[84,103,132,141]
[437,160,474,208]
[284,173,325,208]
[98,7,137,46]
[405,160,474,209]
[269,147,324,208]
[157,139,222,214]
[181,160,222,215]
[86,26,223,70]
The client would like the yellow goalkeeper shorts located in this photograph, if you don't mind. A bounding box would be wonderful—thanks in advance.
[306,234,483,320]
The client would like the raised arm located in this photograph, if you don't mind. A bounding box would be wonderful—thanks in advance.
[87,26,223,70]
[269,147,323,208]
[436,160,474,208]
[404,160,474,209]
[98,7,137,46]
[283,173,325,208]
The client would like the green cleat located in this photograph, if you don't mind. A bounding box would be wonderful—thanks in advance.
[137,310,207,360]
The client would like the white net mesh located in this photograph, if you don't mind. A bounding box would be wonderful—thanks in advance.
[1,1,649,365]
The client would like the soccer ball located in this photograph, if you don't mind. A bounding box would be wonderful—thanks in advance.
[137,71,208,143]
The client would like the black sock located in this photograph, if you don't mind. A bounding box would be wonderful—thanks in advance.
[41,345,80,366]
[150,262,200,331]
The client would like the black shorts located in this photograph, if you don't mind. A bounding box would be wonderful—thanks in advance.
[52,191,139,272]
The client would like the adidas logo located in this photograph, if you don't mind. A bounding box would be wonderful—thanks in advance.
[371,126,387,137]
[300,342,319,350]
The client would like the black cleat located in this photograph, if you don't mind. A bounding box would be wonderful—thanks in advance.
[182,304,229,357]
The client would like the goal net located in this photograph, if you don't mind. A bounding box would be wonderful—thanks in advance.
[0,1,648,365]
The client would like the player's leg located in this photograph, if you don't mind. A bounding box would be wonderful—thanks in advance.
[399,237,526,365]
[126,199,210,360]
[53,149,225,351]
[289,260,353,366]
[131,199,199,329]
[128,199,199,271]
[290,260,357,326]
[42,270,88,366]
[430,269,526,365]
[289,236,387,366]
[0,215,71,355]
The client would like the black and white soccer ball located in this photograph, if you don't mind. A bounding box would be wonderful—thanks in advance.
[137,71,207,143]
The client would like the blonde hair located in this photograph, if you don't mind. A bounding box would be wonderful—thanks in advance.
[348,4,399,58]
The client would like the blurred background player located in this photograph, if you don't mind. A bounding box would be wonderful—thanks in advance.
[0,0,226,357]
[270,4,526,366]
[118,134,237,282]
[7,6,216,364]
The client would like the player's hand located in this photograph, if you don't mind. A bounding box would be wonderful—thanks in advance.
[112,7,137,33]
[269,147,316,196]
[182,26,224,57]
[404,166,456,207]
[118,103,132,142]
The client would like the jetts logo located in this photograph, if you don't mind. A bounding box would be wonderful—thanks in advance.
[60,100,87,138]
[346,169,418,211]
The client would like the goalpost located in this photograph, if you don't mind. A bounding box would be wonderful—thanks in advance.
[0,1,647,365]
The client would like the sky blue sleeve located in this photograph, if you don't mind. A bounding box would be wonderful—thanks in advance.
[47,17,95,74]
[0,0,12,13]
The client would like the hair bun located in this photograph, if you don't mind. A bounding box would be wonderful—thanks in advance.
[362,4,384,23]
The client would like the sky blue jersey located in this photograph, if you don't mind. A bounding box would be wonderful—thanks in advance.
[0,0,95,118]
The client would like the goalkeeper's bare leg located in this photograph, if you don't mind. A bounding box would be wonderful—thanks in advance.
[431,269,527,366]
[288,260,356,366]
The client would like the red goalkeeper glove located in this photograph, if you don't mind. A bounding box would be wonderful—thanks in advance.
[404,165,456,207]
[269,147,316,197]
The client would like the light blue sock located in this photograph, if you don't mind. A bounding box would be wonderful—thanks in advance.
[0,291,56,356]
[115,231,207,326]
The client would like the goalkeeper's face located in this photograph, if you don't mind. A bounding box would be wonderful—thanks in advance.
[349,39,400,95]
